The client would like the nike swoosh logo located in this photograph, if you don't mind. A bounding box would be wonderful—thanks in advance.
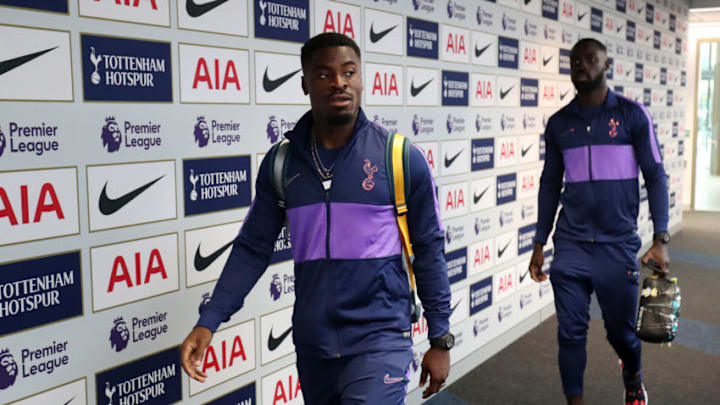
[498,240,511,257]
[500,86,514,99]
[186,0,229,17]
[638,7,644,14]
[475,43,491,57]
[524,0,532,5]
[194,240,233,271]
[617,25,624,33]
[369,23,398,43]
[444,149,463,168]
[542,55,554,66]
[410,78,433,97]
[98,175,165,216]
[262,66,301,93]
[626,69,633,77]
[62,397,76,405]
[519,268,530,283]
[473,185,490,204]
[578,12,587,21]
[521,144,533,157]
[560,89,570,100]
[0,47,57,76]
[285,172,300,187]
[268,325,293,351]
[450,298,462,315]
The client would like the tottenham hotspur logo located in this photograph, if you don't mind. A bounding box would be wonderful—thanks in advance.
[101,116,122,153]
[0,349,18,390]
[194,116,210,147]
[109,317,130,352]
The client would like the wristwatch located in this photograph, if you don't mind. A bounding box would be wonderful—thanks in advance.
[653,231,670,244]
[429,332,455,350]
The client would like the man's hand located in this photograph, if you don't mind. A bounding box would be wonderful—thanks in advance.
[419,346,450,398]
[529,243,547,282]
[180,326,213,382]
[641,241,671,274]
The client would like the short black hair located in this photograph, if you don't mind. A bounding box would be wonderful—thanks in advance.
[300,33,361,70]
[572,38,607,54]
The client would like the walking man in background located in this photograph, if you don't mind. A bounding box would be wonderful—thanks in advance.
[528,38,671,405]
[181,33,453,404]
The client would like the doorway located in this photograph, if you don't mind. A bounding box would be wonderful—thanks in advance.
[693,39,720,211]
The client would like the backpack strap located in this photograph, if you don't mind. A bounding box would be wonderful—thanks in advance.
[268,139,291,208]
[386,132,421,323]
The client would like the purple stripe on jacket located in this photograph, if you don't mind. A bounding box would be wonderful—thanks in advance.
[617,94,662,163]
[287,203,327,262]
[330,203,402,259]
[591,144,639,181]
[562,147,590,183]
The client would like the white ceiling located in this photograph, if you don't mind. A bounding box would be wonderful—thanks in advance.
[690,8,720,23]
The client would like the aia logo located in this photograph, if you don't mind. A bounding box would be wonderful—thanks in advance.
[270,274,282,301]
[321,4,356,39]
[0,128,5,158]
[362,159,378,191]
[475,80,492,100]
[193,57,241,91]
[101,116,122,152]
[608,118,619,138]
[107,248,168,293]
[0,349,18,390]
[446,32,466,55]
[372,72,398,96]
[194,116,210,147]
[109,317,130,352]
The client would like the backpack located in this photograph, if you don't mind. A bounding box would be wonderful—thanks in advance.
[267,132,422,323]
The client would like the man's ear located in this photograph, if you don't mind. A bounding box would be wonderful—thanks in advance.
[301,76,309,95]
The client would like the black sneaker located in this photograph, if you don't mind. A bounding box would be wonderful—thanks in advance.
[624,384,648,405]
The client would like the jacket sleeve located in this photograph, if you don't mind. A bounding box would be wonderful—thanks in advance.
[534,117,564,245]
[196,151,286,333]
[406,143,451,339]
[631,104,669,233]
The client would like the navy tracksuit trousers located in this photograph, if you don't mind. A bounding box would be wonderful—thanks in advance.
[297,349,413,405]
[550,235,643,396]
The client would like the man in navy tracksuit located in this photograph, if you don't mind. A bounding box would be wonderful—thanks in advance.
[528,39,671,405]
[181,33,453,404]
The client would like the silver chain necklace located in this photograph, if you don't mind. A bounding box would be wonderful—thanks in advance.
[310,128,336,181]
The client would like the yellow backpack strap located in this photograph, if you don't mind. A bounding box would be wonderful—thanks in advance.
[391,133,416,291]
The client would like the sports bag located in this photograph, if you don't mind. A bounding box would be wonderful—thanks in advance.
[635,271,681,343]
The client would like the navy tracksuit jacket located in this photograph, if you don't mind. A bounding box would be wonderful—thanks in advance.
[197,109,451,359]
[535,90,669,396]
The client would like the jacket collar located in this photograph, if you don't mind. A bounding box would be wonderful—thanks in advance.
[563,88,619,117]
[285,108,370,145]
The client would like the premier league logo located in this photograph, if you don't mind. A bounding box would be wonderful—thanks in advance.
[446,114,454,134]
[0,128,5,158]
[412,0,420,10]
[474,217,481,235]
[109,317,130,353]
[267,116,280,143]
[412,115,421,136]
[447,0,453,18]
[0,349,18,390]
[101,116,122,153]
[445,228,453,244]
[198,292,211,314]
[475,114,481,133]
[194,116,210,147]
[270,274,282,301]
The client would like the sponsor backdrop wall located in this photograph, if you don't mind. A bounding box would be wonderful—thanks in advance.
[0,0,688,404]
